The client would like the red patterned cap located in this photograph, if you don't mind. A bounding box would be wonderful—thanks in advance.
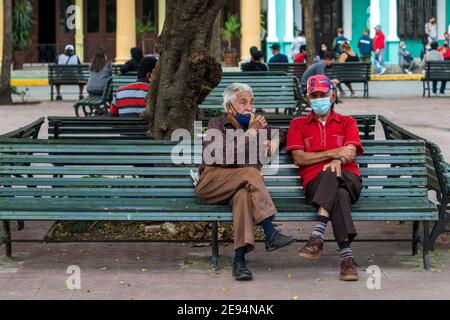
[307,75,333,95]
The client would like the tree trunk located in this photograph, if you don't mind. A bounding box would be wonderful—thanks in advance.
[210,12,222,63]
[141,0,224,140]
[0,0,13,105]
[302,0,316,66]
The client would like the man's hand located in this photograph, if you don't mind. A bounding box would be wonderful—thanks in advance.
[323,159,342,177]
[331,79,340,85]
[249,114,267,131]
[337,146,356,163]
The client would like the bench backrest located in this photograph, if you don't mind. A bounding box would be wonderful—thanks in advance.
[325,62,371,82]
[200,75,301,110]
[267,63,308,79]
[425,61,450,81]
[47,114,375,140]
[112,64,138,76]
[0,118,45,139]
[224,71,289,77]
[48,64,90,84]
[104,76,138,103]
[378,115,447,196]
[0,140,429,206]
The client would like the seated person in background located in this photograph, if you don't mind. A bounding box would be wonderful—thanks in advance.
[287,75,363,282]
[293,45,307,64]
[300,52,339,96]
[268,43,289,63]
[337,42,360,97]
[86,47,112,96]
[241,49,268,71]
[120,47,144,75]
[422,41,447,96]
[109,56,157,117]
[399,41,418,75]
[55,44,84,101]
[438,41,450,60]
[195,83,295,281]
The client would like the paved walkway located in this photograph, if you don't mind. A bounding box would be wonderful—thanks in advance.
[0,81,449,299]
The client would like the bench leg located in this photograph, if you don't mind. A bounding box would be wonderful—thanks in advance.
[429,213,449,251]
[412,221,420,256]
[422,221,431,270]
[211,222,219,271]
[2,220,12,258]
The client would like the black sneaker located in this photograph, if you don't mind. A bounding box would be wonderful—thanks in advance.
[232,260,253,281]
[265,231,296,252]
[79,95,84,100]
[56,95,63,101]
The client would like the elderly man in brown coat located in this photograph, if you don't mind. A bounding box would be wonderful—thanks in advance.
[195,83,295,281]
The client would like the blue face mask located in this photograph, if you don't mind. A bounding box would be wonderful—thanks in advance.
[230,104,251,129]
[310,97,332,116]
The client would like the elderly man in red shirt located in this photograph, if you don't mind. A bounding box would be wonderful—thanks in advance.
[286,75,363,281]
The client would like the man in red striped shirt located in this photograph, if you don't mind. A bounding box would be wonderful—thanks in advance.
[109,56,157,117]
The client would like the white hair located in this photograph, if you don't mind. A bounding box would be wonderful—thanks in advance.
[222,83,254,111]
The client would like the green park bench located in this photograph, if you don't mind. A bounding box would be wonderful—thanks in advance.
[73,75,137,117]
[325,62,372,98]
[379,115,449,250]
[0,139,437,270]
[267,63,308,80]
[224,71,289,77]
[200,74,303,115]
[0,118,45,231]
[112,64,138,76]
[48,64,91,101]
[422,61,450,97]
[47,114,376,141]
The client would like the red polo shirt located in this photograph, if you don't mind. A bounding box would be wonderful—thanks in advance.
[286,111,364,189]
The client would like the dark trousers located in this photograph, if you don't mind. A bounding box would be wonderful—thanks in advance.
[432,81,447,94]
[305,169,363,245]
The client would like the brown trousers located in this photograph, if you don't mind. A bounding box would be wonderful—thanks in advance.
[195,166,277,252]
[305,169,363,245]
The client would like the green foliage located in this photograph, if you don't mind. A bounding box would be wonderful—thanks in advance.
[222,14,241,52]
[136,16,156,37]
[12,0,33,51]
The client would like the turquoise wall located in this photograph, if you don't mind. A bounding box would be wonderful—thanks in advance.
[351,0,370,53]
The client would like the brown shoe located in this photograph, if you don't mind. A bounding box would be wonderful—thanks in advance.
[340,258,359,281]
[298,236,323,260]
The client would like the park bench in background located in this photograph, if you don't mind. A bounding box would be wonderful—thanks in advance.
[73,75,137,117]
[422,61,450,97]
[268,63,307,80]
[48,64,90,101]
[200,74,303,115]
[112,64,138,76]
[379,115,449,249]
[0,139,437,270]
[325,62,371,98]
[47,114,376,141]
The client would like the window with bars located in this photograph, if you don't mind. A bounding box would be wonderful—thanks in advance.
[398,0,436,41]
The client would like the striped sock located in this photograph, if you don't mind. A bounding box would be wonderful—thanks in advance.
[311,216,329,240]
[339,242,354,262]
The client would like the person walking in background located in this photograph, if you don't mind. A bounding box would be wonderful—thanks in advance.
[120,47,144,75]
[332,28,348,59]
[55,44,84,101]
[86,48,112,96]
[422,41,447,96]
[373,25,386,75]
[425,17,438,44]
[291,31,307,60]
[337,42,360,97]
[357,29,373,63]
[268,43,289,63]
[399,42,418,75]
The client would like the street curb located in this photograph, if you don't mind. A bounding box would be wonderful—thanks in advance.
[371,74,424,81]
[11,79,49,86]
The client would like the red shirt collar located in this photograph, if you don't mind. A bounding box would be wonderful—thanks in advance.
[306,110,342,124]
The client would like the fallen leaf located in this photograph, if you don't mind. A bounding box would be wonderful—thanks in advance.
[368,259,374,263]
[85,289,91,293]
[291,295,300,300]
[100,266,108,271]
[113,259,119,263]
[221,287,229,292]
[316,278,322,282]
[287,273,292,279]
[141,268,147,272]
[268,268,272,272]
